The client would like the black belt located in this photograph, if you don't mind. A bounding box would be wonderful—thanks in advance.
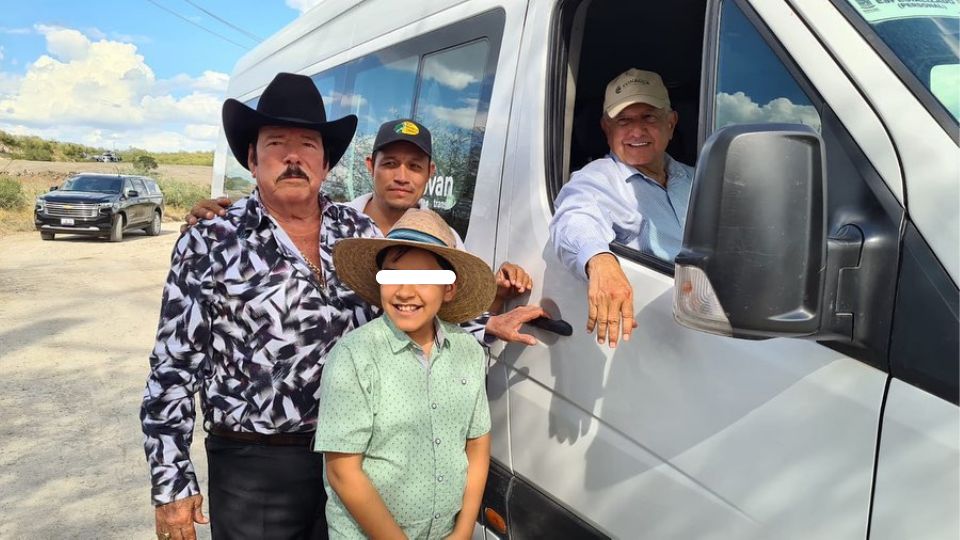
[208,426,315,447]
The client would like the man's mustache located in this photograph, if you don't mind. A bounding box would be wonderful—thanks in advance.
[276,165,310,182]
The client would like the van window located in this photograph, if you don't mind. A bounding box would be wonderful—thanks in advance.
[414,39,492,236]
[714,1,821,131]
[218,10,504,241]
[322,53,420,202]
[222,97,258,198]
[838,0,959,122]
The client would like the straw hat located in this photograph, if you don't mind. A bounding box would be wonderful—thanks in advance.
[333,208,495,323]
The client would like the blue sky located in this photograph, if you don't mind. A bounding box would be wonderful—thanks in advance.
[0,0,319,151]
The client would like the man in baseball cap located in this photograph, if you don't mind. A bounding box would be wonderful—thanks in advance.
[549,68,695,350]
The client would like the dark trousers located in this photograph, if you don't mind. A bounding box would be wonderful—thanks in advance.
[205,435,328,540]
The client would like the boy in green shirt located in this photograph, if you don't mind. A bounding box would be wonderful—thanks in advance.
[315,207,496,539]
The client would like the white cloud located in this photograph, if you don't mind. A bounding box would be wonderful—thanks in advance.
[421,62,480,91]
[716,91,821,131]
[0,27,32,35]
[0,46,4,62]
[35,25,91,62]
[0,26,227,152]
[423,102,481,130]
[286,0,325,14]
[329,91,367,110]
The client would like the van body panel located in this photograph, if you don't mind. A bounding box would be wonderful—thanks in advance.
[785,0,960,286]
[871,379,960,540]
[495,0,887,536]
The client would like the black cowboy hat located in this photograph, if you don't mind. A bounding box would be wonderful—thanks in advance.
[222,72,358,171]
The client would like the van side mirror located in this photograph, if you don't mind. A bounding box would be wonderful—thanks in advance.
[674,124,825,338]
[125,189,140,198]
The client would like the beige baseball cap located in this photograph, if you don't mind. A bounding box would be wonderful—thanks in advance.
[603,69,671,118]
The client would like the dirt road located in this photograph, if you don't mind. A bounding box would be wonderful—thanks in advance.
[0,225,212,539]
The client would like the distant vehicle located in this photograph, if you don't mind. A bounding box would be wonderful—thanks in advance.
[96,151,121,162]
[34,173,164,242]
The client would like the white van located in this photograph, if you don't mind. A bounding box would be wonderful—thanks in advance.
[212,1,959,538]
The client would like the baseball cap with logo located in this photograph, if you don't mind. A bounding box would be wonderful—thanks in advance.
[372,118,432,158]
[603,69,671,118]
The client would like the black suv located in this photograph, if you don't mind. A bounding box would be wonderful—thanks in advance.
[34,173,165,242]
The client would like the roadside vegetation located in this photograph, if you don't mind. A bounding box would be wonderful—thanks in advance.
[0,131,216,235]
[0,130,213,165]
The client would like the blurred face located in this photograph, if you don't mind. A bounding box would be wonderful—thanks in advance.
[601,102,677,172]
[365,141,435,211]
[379,247,456,337]
[249,126,329,213]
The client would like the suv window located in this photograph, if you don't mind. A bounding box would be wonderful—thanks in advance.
[132,178,147,195]
[145,180,160,195]
[61,176,122,193]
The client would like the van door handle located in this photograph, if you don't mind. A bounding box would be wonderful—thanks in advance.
[528,316,573,336]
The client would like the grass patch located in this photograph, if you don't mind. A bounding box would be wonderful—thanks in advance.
[0,176,27,209]
[157,177,209,209]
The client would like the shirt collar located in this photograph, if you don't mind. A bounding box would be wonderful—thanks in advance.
[608,152,680,186]
[239,188,337,237]
[381,313,448,354]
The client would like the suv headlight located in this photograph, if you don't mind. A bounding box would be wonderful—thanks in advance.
[99,201,119,211]
[35,198,45,211]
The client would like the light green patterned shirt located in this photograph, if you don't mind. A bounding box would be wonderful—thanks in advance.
[314,314,491,540]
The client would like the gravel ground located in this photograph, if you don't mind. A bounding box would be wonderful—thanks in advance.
[0,224,212,539]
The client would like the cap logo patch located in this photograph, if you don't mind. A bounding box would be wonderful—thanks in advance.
[395,121,420,136]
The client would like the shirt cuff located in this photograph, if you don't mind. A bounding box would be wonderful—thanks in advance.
[576,242,614,281]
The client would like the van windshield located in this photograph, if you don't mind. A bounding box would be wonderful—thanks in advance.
[841,1,959,121]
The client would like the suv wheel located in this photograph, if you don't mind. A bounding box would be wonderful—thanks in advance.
[145,211,162,236]
[109,214,124,242]
[40,232,55,241]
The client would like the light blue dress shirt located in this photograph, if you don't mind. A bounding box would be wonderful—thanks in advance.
[549,153,694,280]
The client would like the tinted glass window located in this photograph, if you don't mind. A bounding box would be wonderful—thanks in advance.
[218,12,503,238]
[223,97,258,198]
[414,40,492,238]
[323,53,419,202]
[842,0,959,121]
[61,176,122,193]
[132,178,147,194]
[714,1,821,131]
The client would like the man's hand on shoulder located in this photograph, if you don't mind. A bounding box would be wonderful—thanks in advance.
[155,493,208,540]
[180,196,232,234]
[586,253,636,348]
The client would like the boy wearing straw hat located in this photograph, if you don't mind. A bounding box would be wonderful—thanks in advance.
[314,207,495,540]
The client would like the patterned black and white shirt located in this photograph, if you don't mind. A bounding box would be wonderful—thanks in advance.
[141,190,489,506]
[140,190,384,505]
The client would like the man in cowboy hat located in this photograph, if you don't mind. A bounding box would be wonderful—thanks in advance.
[141,72,381,539]
[316,207,494,539]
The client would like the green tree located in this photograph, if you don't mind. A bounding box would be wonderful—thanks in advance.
[133,154,159,173]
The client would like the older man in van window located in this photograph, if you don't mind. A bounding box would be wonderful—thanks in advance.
[549,68,695,349]
[141,72,377,540]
